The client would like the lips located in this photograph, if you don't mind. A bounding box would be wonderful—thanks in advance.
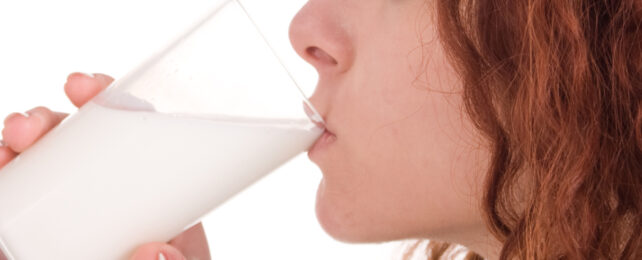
[308,127,336,159]
[305,90,335,158]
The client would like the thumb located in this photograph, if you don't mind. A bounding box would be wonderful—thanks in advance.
[130,242,186,260]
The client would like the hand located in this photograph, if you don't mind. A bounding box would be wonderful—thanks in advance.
[0,73,211,260]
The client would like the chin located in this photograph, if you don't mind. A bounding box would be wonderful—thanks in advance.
[314,179,365,243]
[315,201,369,244]
[314,179,407,244]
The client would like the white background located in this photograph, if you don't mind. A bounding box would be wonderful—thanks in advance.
[0,0,418,259]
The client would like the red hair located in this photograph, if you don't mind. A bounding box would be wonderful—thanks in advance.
[415,0,642,259]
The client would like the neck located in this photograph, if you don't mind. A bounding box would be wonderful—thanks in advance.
[432,225,502,260]
[460,227,502,260]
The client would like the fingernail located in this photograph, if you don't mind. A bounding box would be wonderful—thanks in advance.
[0,140,5,147]
[79,72,95,78]
[158,252,167,260]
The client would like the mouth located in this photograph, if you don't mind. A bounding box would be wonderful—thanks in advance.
[308,129,336,159]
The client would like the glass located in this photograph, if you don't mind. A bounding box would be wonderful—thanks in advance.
[0,0,324,259]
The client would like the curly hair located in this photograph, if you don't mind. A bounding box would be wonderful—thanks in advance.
[415,0,642,259]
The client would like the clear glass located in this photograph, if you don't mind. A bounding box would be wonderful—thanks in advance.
[0,0,324,259]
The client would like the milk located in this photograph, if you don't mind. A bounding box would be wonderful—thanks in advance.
[0,100,323,259]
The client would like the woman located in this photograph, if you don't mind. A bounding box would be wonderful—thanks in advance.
[1,0,640,259]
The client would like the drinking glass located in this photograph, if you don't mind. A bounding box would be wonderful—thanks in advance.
[0,0,324,259]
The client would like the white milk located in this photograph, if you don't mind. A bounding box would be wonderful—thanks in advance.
[0,101,322,259]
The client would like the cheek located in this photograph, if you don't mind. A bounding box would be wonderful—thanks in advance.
[314,90,489,242]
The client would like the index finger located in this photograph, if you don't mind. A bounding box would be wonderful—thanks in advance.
[64,73,115,108]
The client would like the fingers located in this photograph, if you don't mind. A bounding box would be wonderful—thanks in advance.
[1,107,68,153]
[129,222,209,260]
[1,72,113,154]
[64,72,114,108]
[0,140,18,170]
[130,242,186,260]
[168,222,211,260]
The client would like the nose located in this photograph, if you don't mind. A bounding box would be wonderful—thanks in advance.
[288,0,355,74]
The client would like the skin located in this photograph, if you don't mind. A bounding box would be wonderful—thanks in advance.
[291,0,501,258]
[1,0,504,259]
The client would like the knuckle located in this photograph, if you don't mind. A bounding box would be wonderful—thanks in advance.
[28,106,51,114]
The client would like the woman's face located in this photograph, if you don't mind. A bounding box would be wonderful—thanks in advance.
[289,0,492,244]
